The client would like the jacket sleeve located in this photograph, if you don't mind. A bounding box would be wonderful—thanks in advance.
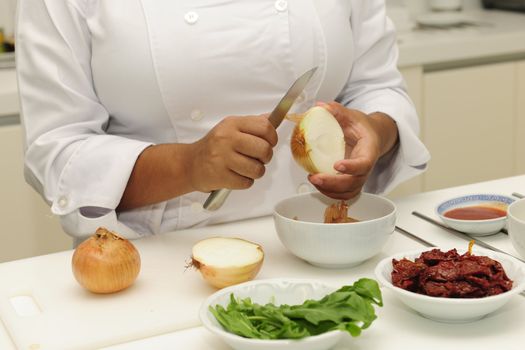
[337,0,431,194]
[16,0,154,241]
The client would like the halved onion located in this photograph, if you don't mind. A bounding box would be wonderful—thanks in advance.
[290,106,345,175]
[191,237,264,289]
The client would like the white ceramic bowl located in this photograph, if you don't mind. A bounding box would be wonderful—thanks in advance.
[508,198,525,259]
[375,248,525,323]
[436,194,514,236]
[199,279,342,350]
[273,192,396,268]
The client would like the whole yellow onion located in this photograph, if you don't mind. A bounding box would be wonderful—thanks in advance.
[72,227,141,294]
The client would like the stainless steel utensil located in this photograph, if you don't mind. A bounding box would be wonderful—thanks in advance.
[203,67,318,211]
[412,211,524,262]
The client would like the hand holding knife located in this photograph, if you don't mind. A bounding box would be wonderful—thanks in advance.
[203,67,318,211]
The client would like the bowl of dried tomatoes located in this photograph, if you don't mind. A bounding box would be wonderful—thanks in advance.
[374,245,525,323]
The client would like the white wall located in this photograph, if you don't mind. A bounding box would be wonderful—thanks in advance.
[0,0,16,36]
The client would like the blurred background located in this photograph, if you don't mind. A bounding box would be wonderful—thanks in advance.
[0,0,14,54]
[0,0,524,261]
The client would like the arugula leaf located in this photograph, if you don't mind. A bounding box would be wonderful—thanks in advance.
[352,278,384,306]
[283,292,367,325]
[209,278,382,340]
[337,321,362,337]
[209,306,266,339]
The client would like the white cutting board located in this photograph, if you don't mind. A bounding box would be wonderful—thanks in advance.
[0,229,221,350]
[0,216,313,350]
[0,216,422,350]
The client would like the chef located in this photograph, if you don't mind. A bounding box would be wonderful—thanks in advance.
[16,0,430,243]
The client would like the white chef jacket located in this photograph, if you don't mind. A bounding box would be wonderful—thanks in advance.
[16,0,430,241]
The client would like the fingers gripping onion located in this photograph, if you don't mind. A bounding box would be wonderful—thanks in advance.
[290,106,345,175]
[72,227,141,294]
[191,237,264,289]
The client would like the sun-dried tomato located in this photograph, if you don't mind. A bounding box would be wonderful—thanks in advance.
[392,248,513,298]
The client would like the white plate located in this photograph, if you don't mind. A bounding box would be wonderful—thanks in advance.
[416,12,472,27]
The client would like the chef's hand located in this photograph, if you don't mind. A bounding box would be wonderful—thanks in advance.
[308,102,399,200]
[189,115,278,192]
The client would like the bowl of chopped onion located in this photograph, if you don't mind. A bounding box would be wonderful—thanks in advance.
[273,192,396,268]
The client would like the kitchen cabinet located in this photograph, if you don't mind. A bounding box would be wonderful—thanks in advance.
[517,60,525,175]
[422,62,516,190]
[387,66,425,199]
[0,123,71,263]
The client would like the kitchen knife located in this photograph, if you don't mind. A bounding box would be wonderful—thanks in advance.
[203,66,318,211]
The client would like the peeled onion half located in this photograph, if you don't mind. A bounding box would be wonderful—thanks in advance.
[290,106,345,175]
[191,237,264,289]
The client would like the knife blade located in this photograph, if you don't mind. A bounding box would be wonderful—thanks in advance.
[203,67,318,211]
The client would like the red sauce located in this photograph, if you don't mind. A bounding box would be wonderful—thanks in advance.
[443,206,507,220]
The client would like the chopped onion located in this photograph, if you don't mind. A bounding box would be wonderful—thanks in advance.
[191,237,264,289]
[72,227,141,294]
[290,106,345,175]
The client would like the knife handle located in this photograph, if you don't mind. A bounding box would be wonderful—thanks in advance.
[203,189,232,211]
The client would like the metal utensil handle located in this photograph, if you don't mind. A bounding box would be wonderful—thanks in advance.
[203,189,232,211]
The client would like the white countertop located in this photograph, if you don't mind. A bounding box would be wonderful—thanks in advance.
[396,9,525,67]
[103,175,525,350]
[1,9,525,119]
[0,175,524,350]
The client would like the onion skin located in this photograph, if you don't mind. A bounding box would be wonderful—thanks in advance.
[291,125,319,174]
[72,227,141,294]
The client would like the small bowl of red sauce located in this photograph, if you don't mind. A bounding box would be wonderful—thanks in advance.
[436,194,515,236]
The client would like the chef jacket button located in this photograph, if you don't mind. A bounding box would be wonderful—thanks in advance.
[191,202,204,213]
[297,183,312,194]
[274,0,288,12]
[57,196,68,208]
[184,11,199,24]
[190,109,204,121]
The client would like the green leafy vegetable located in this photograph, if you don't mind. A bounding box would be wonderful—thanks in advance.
[209,278,383,340]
